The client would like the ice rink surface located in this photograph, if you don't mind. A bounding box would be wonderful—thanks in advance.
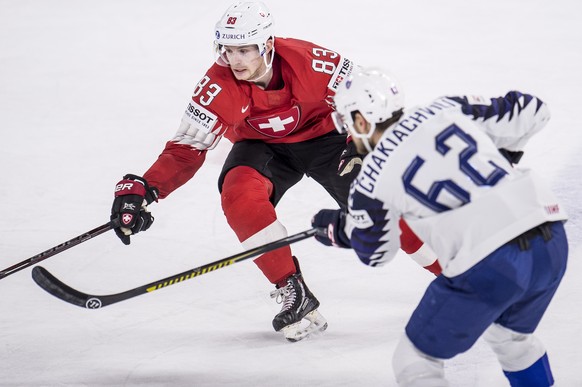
[1,1,581,385]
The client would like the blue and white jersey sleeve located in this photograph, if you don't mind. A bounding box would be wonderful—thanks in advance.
[342,92,566,276]
[344,183,401,267]
[448,92,551,151]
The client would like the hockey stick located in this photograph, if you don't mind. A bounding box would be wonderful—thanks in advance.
[0,222,113,280]
[31,227,325,309]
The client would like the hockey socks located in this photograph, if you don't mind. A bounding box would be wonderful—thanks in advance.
[221,166,295,284]
[503,353,554,387]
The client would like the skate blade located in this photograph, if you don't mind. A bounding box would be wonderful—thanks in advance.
[281,309,328,342]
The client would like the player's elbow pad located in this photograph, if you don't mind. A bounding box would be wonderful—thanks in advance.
[172,120,222,150]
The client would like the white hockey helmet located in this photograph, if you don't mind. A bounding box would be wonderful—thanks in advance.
[332,68,404,150]
[214,2,274,58]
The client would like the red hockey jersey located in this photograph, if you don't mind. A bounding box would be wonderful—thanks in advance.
[144,37,354,198]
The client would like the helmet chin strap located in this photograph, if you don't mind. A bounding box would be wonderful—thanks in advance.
[245,46,275,83]
[352,122,376,153]
[361,138,373,153]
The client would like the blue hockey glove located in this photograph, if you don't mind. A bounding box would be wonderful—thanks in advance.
[311,209,351,248]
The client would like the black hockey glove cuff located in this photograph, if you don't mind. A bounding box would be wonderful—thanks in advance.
[311,209,351,248]
[499,148,524,165]
[110,174,158,245]
[338,140,363,177]
[120,174,159,205]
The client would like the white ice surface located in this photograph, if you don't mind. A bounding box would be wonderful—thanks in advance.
[1,1,581,386]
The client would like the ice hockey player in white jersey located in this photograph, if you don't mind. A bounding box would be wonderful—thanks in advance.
[311,68,568,386]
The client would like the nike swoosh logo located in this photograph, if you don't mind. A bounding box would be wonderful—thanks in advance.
[241,104,250,113]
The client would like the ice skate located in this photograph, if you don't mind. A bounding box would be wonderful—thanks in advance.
[270,270,328,342]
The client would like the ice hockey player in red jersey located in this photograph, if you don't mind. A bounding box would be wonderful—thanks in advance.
[109,1,441,342]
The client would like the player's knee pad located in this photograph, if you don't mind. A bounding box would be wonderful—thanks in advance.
[221,166,276,241]
[392,334,449,387]
[483,323,547,372]
[221,166,273,208]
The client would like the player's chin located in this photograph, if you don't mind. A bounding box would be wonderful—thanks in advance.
[231,68,249,80]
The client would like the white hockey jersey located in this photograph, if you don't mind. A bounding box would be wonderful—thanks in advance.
[345,92,567,277]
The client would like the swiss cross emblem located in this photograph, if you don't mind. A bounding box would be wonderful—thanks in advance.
[246,106,301,138]
[122,213,133,225]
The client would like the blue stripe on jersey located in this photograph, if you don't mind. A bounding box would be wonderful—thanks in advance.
[448,92,544,122]
[350,190,392,266]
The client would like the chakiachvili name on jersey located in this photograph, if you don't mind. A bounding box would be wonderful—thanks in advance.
[356,97,458,194]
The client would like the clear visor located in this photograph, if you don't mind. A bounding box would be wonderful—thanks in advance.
[214,42,229,66]
[331,111,350,134]
[214,42,265,67]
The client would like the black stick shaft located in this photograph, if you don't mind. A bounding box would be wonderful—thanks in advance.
[0,222,113,279]
[143,227,321,293]
[32,227,325,308]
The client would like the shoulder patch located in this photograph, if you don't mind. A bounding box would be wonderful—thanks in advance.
[183,101,218,134]
[328,57,354,92]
